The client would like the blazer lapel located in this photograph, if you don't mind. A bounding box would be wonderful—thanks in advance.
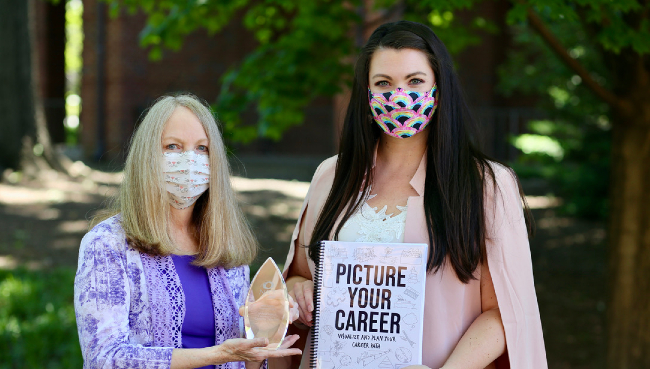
[404,153,429,244]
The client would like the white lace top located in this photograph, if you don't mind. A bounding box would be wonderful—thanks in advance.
[338,194,407,243]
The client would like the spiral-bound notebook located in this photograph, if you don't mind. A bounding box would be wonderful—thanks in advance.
[311,241,428,369]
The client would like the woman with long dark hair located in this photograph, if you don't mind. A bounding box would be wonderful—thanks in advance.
[281,21,547,368]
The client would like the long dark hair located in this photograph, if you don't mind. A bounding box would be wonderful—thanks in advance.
[307,21,533,283]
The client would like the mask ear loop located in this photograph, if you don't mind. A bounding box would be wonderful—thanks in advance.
[367,87,377,125]
[429,83,438,97]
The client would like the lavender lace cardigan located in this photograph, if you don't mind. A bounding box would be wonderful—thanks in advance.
[74,215,249,369]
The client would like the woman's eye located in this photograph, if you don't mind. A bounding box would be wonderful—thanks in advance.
[197,145,209,153]
[166,144,179,150]
[375,80,390,87]
[410,78,424,85]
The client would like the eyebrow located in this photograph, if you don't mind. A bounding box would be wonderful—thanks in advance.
[371,73,393,80]
[162,136,208,143]
[406,71,427,78]
[371,71,428,79]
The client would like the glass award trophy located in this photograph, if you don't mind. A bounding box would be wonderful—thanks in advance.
[244,257,290,349]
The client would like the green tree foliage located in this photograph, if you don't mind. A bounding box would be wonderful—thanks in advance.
[102,1,650,215]
[422,0,649,222]
[104,0,647,221]
[104,0,501,142]
[500,21,611,219]
[107,0,362,142]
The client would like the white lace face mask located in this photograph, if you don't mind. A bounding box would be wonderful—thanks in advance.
[162,150,210,209]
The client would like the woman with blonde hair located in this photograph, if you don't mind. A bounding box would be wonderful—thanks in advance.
[74,94,301,369]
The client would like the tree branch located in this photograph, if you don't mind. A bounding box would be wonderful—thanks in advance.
[525,7,623,110]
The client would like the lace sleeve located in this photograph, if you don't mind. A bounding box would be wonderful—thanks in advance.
[236,264,250,308]
[229,264,250,337]
[74,220,173,369]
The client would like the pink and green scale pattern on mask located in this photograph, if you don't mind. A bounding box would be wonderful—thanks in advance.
[369,85,438,138]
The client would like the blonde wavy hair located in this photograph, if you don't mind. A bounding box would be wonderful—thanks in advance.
[94,94,257,268]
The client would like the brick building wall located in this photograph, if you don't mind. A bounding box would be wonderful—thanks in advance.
[80,1,335,164]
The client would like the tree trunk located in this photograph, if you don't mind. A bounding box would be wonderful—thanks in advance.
[0,0,36,170]
[28,0,68,174]
[0,0,67,174]
[607,117,650,368]
[42,0,67,144]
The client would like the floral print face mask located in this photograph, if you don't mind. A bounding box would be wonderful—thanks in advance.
[368,84,438,138]
[162,150,210,209]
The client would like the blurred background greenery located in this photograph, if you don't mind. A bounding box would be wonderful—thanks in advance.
[0,267,81,368]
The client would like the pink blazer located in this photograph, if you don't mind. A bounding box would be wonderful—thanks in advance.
[282,154,547,369]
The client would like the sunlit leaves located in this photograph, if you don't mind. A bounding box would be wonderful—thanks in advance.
[504,0,650,54]
[429,10,454,28]
[243,3,291,44]
[106,0,251,60]
[103,0,363,142]
[513,133,565,160]
[404,4,499,56]
[597,16,650,53]
[211,1,360,142]
[495,9,612,219]
[582,0,649,54]
[64,0,83,75]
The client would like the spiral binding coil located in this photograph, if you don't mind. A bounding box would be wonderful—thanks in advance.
[309,241,326,369]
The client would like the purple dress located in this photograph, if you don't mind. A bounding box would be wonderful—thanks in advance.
[172,254,216,369]
[74,215,249,369]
